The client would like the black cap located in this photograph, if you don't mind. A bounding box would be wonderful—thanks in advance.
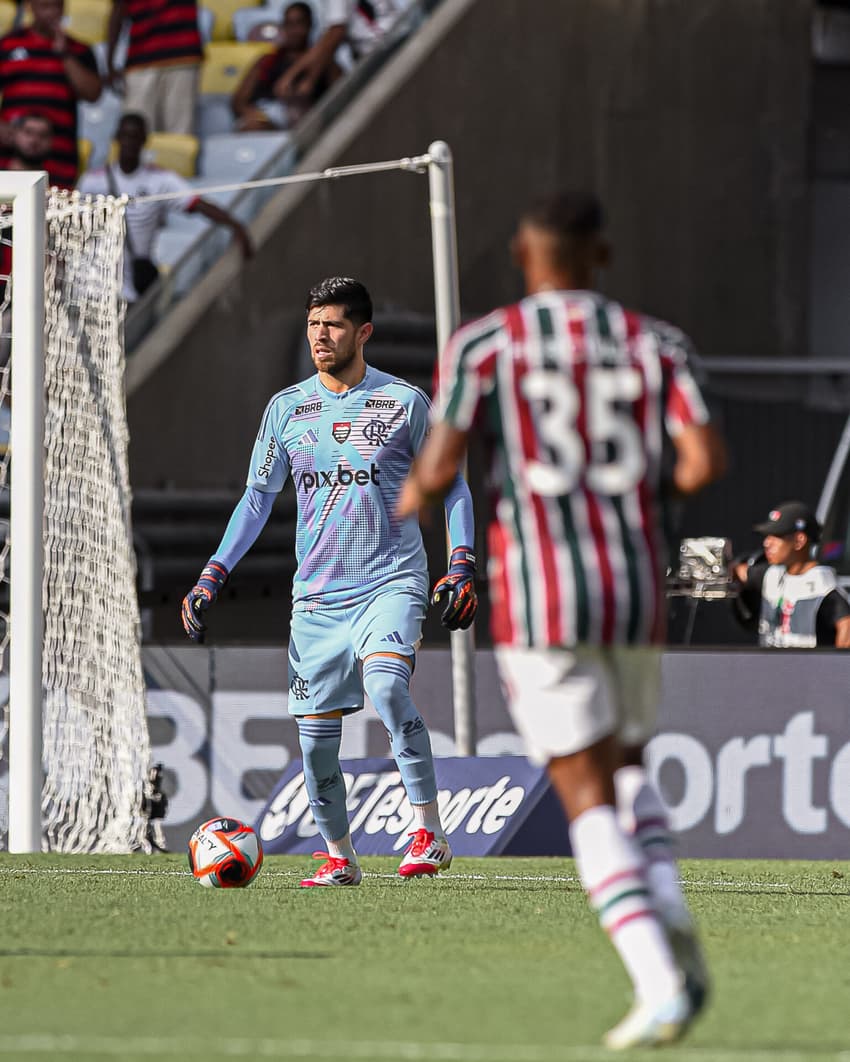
[753,501,820,541]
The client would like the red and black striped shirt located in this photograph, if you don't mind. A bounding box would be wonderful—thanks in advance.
[0,27,97,189]
[123,0,203,71]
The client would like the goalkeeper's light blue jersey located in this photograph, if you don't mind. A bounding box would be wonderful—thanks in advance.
[247,366,431,609]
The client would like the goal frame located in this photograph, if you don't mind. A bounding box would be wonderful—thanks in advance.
[4,141,478,853]
[2,170,46,854]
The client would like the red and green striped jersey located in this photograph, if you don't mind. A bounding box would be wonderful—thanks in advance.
[123,0,202,71]
[436,290,710,649]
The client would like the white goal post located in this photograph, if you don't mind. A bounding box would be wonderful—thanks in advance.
[1,140,475,854]
[1,176,151,853]
[5,172,46,853]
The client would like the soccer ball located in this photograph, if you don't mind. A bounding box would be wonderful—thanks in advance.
[187,817,264,888]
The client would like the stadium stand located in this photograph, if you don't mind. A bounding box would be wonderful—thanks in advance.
[203,0,262,41]
[196,94,235,137]
[65,0,111,44]
[0,0,15,36]
[197,5,215,44]
[200,40,276,94]
[79,89,123,169]
[232,7,282,42]
[78,137,92,171]
[199,130,287,178]
[131,132,200,177]
[118,0,432,357]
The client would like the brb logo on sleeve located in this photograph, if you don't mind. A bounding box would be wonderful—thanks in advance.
[298,463,381,493]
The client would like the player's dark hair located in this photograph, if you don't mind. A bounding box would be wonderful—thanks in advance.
[522,191,604,239]
[285,1,313,24]
[520,192,605,268]
[117,112,149,139]
[306,277,373,325]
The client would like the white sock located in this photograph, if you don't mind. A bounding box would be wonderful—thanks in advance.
[326,833,358,862]
[570,804,681,1007]
[615,765,691,928]
[411,799,443,835]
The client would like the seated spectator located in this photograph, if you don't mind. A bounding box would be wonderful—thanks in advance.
[4,111,53,171]
[0,0,101,189]
[731,500,850,648]
[231,2,337,132]
[78,112,253,303]
[272,0,399,105]
[107,0,203,136]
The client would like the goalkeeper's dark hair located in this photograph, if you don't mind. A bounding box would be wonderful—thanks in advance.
[306,277,373,326]
[520,191,605,267]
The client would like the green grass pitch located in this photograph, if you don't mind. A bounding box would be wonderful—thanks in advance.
[0,854,847,1061]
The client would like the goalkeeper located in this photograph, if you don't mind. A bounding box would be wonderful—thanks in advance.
[182,276,476,886]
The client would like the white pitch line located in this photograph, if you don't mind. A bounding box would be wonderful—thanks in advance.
[0,1035,845,1062]
[0,865,845,897]
[0,865,841,893]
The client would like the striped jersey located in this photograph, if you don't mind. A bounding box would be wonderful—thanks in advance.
[0,27,98,188]
[246,365,431,609]
[436,290,710,648]
[123,0,203,71]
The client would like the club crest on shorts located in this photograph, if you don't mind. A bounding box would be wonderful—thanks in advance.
[332,422,351,443]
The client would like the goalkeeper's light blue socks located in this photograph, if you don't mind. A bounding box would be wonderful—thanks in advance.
[362,655,438,808]
[296,716,350,844]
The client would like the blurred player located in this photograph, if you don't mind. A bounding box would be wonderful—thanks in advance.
[399,193,725,1049]
[181,277,477,886]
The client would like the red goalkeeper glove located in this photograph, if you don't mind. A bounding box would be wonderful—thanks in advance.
[431,547,478,631]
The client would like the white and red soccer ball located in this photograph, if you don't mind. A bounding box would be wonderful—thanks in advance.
[188,817,264,888]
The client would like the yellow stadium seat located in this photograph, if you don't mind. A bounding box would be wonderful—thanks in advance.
[0,0,16,37]
[200,41,274,95]
[64,0,111,44]
[203,0,260,42]
[109,132,200,178]
[78,138,93,174]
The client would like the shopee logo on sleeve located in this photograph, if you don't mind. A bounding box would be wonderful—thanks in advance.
[256,437,277,479]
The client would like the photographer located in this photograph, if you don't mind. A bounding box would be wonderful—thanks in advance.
[731,501,850,648]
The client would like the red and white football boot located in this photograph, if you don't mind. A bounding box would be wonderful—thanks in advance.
[398,829,452,878]
[299,851,362,887]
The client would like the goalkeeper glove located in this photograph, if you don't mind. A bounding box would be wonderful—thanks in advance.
[431,546,478,631]
[181,560,229,643]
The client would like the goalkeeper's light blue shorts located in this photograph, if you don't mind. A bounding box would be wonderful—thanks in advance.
[286,584,427,716]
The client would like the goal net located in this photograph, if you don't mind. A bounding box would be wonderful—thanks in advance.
[0,183,150,852]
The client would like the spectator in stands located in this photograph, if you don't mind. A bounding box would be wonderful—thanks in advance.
[731,500,850,647]
[231,2,337,132]
[4,111,53,171]
[106,0,203,136]
[0,0,101,188]
[272,0,399,104]
[78,112,253,303]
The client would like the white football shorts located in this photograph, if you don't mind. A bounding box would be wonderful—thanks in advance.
[494,645,661,765]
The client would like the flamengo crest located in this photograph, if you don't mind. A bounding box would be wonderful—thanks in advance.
[332,422,351,443]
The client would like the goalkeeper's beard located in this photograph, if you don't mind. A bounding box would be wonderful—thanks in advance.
[311,343,358,378]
